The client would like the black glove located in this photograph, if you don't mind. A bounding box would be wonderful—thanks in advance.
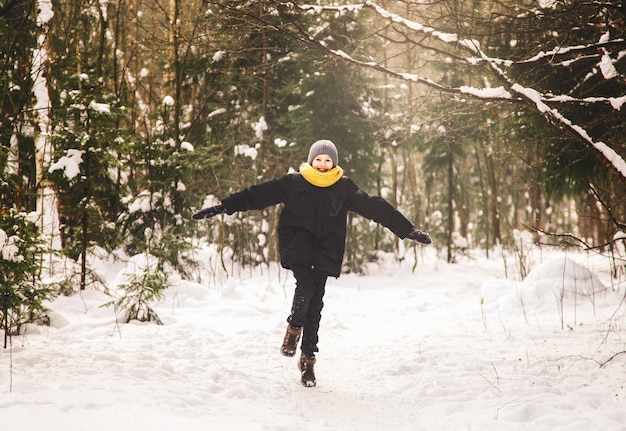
[407,229,432,245]
[192,204,226,220]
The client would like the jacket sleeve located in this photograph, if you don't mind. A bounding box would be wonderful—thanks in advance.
[221,175,291,214]
[348,185,414,239]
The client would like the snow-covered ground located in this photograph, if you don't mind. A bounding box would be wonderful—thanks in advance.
[2,245,625,430]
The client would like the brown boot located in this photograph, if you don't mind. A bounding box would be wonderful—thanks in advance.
[298,353,316,387]
[280,324,302,357]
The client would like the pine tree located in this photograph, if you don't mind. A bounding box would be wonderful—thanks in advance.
[0,209,51,348]
[103,254,166,324]
[47,79,125,291]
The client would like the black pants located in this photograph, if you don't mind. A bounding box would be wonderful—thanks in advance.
[287,264,327,357]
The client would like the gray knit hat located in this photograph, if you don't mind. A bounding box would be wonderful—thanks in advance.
[307,139,338,167]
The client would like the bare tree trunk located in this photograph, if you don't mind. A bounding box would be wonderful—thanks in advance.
[390,144,400,252]
[32,0,61,252]
[474,146,489,257]
[447,150,454,263]
[485,148,501,247]
[458,169,469,241]
[171,0,181,149]
[80,187,89,290]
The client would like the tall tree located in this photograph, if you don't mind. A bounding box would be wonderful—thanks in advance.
[0,0,38,212]
[31,0,61,251]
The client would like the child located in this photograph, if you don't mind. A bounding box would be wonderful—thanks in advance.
[193,139,432,387]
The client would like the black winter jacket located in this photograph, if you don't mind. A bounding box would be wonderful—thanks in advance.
[221,173,414,277]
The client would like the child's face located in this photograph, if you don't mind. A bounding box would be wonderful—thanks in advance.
[311,154,334,172]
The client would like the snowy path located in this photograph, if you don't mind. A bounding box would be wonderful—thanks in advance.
[1,254,625,430]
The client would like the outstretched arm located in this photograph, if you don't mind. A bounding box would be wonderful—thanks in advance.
[193,175,291,220]
[349,188,431,245]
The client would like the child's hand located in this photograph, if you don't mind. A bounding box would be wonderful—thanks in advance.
[192,205,226,220]
[407,229,432,245]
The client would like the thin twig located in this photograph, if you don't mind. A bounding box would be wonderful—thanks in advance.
[491,361,500,386]
[599,350,626,368]
[584,179,626,231]
[9,334,13,392]
[478,371,502,395]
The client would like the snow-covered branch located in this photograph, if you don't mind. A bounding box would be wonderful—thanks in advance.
[296,1,626,182]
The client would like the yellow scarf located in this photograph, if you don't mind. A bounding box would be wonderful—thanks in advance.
[299,163,344,187]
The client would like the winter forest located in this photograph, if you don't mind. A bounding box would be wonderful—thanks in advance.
[3,0,626,331]
[2,0,626,418]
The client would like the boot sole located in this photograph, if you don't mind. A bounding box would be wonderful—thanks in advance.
[301,378,316,387]
[280,348,296,357]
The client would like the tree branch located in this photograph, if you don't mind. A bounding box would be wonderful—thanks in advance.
[583,179,626,231]
[599,350,626,368]
[527,225,626,251]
